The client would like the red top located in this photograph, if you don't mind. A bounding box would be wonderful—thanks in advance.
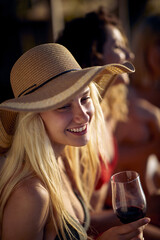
[95,137,118,190]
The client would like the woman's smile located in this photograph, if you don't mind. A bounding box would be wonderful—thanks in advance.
[66,124,87,134]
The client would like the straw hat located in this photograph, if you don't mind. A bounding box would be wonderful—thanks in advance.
[0,43,134,154]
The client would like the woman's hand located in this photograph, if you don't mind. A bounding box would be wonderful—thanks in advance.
[97,217,150,240]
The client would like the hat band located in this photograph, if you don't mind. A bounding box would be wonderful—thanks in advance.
[18,69,79,97]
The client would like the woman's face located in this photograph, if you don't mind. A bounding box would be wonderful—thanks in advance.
[102,25,133,64]
[40,86,95,154]
[102,25,134,84]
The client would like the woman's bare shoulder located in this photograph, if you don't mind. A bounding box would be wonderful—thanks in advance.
[2,177,50,239]
[12,176,50,214]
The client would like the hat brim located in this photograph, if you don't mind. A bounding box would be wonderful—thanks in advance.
[0,62,134,112]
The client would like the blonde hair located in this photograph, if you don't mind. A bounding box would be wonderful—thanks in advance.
[101,83,129,126]
[0,82,106,239]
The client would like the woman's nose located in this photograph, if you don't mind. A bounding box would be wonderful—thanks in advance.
[73,104,89,123]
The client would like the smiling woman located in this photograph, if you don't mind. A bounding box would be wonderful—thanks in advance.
[40,86,95,150]
[0,43,149,240]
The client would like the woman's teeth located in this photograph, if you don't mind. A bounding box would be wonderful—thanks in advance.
[68,125,86,133]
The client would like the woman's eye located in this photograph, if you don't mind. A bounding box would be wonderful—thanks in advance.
[114,44,122,50]
[57,104,71,111]
[81,96,91,103]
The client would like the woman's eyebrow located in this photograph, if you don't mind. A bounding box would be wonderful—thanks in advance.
[69,88,90,103]
[82,88,90,96]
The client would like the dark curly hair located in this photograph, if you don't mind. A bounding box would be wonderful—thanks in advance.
[57,7,125,67]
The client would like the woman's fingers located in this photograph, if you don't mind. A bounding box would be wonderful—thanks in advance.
[98,218,150,240]
[117,217,150,235]
[121,226,144,240]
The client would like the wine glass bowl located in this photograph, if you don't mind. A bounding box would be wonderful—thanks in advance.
[111,171,147,224]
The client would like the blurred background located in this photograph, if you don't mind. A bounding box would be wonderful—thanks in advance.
[0,0,160,102]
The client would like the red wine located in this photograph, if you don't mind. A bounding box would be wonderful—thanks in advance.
[116,206,146,224]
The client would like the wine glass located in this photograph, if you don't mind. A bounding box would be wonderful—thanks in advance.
[111,171,147,224]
